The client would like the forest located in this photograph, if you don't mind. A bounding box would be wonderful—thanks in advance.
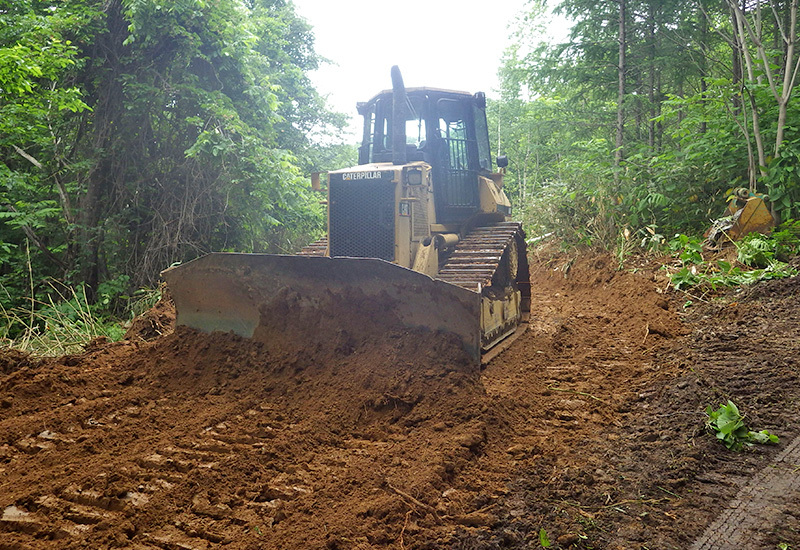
[495,0,800,245]
[2,0,800,344]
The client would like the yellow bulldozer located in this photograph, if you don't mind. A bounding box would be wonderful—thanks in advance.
[162,67,530,363]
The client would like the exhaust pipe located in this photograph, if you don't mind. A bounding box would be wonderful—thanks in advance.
[391,65,407,166]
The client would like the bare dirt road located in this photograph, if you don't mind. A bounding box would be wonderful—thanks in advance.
[1,249,798,549]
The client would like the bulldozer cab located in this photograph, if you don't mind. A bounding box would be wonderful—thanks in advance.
[357,87,492,224]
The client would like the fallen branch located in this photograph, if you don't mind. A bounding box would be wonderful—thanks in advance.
[546,384,610,405]
[398,509,412,550]
[387,483,441,523]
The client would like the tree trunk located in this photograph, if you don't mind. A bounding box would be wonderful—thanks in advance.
[775,0,798,156]
[729,0,768,179]
[730,4,743,112]
[78,0,128,297]
[656,70,663,151]
[700,4,709,134]
[521,138,529,213]
[648,1,656,151]
[615,0,627,181]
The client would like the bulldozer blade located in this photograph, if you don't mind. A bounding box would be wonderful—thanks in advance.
[162,253,483,362]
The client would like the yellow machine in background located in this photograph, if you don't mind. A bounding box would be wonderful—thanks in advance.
[704,188,776,249]
[163,67,530,363]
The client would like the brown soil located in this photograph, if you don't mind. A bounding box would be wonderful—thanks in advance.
[1,249,798,549]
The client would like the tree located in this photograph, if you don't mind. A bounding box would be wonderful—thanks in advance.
[0,0,345,310]
[493,0,781,241]
[616,0,627,177]
[725,0,800,159]
[0,0,97,301]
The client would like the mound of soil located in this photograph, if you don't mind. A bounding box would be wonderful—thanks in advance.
[123,289,176,342]
[1,248,798,549]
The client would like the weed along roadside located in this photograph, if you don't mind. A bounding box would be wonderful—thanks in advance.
[0,246,799,549]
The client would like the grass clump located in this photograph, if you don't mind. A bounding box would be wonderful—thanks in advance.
[0,280,161,356]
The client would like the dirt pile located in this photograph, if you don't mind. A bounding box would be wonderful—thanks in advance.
[123,289,176,342]
[0,304,494,549]
[1,248,798,549]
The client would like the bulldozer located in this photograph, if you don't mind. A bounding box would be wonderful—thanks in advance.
[162,67,530,364]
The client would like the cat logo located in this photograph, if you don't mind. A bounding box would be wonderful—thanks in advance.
[342,171,383,181]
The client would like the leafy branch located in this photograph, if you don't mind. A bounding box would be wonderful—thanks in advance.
[667,229,799,292]
[705,400,779,452]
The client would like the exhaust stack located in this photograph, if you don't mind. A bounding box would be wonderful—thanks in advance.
[391,65,407,166]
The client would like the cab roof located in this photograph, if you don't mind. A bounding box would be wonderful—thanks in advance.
[360,87,477,107]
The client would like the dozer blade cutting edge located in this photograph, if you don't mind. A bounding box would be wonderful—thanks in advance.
[162,253,483,362]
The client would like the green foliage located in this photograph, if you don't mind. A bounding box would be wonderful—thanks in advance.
[0,281,125,356]
[670,266,702,290]
[127,286,162,319]
[714,258,796,286]
[94,0,336,275]
[639,225,667,252]
[763,137,800,221]
[771,219,800,261]
[668,234,704,265]
[538,527,551,548]
[736,234,776,268]
[305,141,358,174]
[493,1,800,246]
[705,400,779,452]
[0,0,346,314]
[667,232,798,291]
[0,2,99,305]
[0,270,164,355]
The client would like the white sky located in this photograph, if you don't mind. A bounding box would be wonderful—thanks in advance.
[290,0,569,139]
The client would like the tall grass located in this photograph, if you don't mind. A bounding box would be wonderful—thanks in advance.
[0,281,125,356]
[0,241,163,357]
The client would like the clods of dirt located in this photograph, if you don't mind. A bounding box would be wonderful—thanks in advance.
[123,287,176,342]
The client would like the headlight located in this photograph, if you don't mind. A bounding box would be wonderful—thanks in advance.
[404,167,423,185]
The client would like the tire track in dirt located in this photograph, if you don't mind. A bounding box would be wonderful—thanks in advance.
[0,382,284,549]
[0,318,508,549]
[691,434,800,550]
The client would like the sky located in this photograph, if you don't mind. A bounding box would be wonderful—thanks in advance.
[290,0,568,138]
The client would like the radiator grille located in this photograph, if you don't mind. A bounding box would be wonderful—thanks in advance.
[408,185,429,240]
[412,200,428,239]
[329,174,395,261]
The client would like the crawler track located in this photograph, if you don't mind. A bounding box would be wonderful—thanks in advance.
[299,222,530,297]
[437,221,529,295]
[298,237,327,256]
[439,221,530,350]
[691,434,800,549]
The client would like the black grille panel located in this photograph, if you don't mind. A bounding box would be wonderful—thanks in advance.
[329,173,395,261]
